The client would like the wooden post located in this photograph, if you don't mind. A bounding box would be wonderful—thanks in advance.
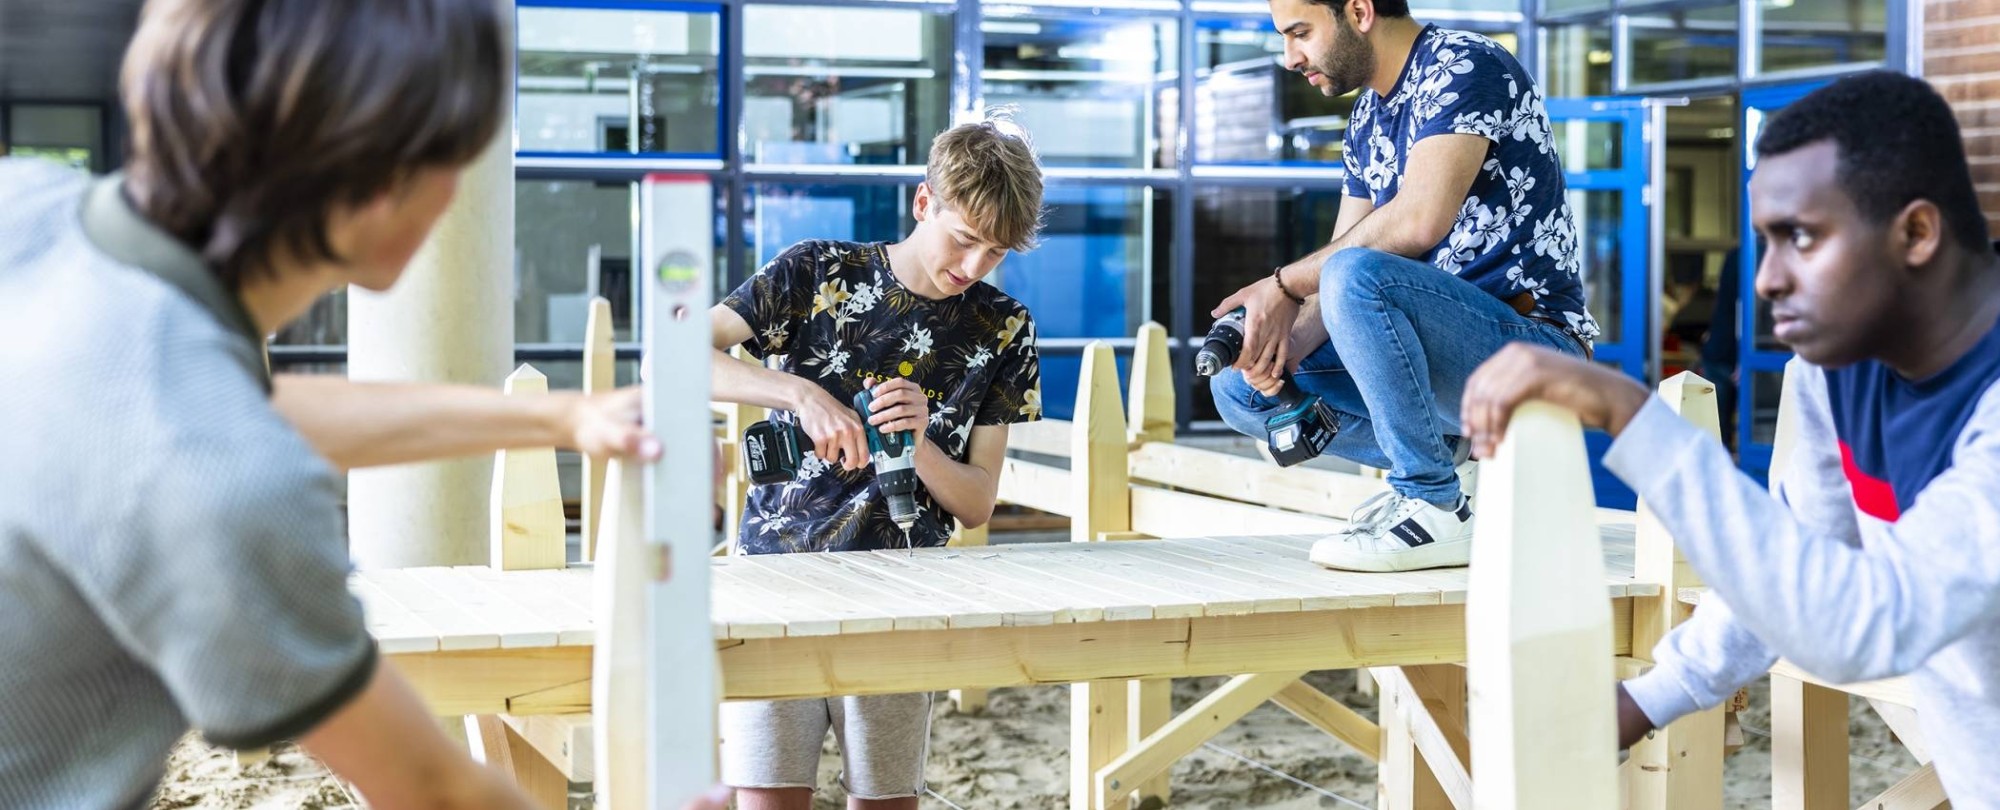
[1771,674,1848,810]
[1095,672,1303,808]
[1375,665,1469,810]
[593,459,647,808]
[949,518,990,716]
[716,348,764,553]
[1465,401,1618,809]
[582,297,615,562]
[1071,341,1135,810]
[469,715,569,810]
[1628,372,1724,810]
[1128,321,1175,444]
[491,365,567,571]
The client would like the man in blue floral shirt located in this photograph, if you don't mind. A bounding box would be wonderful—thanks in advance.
[1211,0,1595,572]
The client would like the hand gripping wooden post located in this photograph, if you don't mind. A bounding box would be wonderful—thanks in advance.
[594,174,717,809]
[1465,401,1618,810]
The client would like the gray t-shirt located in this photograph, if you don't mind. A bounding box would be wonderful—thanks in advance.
[0,159,374,809]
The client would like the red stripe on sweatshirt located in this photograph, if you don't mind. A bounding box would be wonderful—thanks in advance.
[1839,440,1901,522]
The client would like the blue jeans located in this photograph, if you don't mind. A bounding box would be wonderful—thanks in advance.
[1213,247,1586,504]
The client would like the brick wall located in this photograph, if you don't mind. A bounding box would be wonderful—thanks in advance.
[1926,0,2000,232]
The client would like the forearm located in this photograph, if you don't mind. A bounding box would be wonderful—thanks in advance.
[273,375,570,471]
[711,348,813,411]
[913,440,1000,528]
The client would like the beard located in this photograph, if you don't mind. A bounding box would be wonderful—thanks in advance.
[1309,15,1374,97]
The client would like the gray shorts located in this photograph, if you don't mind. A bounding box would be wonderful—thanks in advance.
[718,692,932,799]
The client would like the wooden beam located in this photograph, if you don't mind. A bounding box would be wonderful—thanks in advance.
[1270,679,1380,761]
[582,297,615,562]
[1010,417,1075,458]
[468,715,569,810]
[1094,671,1304,809]
[1374,666,1469,810]
[491,365,567,572]
[1629,372,1725,810]
[592,460,647,806]
[1867,699,1929,764]
[949,519,990,716]
[1127,442,1389,520]
[502,713,595,783]
[1772,673,1850,810]
[1071,342,1135,810]
[1770,659,1917,709]
[999,457,1072,517]
[1465,401,1619,809]
[1855,762,1947,810]
[1129,322,1176,444]
[1127,486,1340,538]
[1127,678,1172,807]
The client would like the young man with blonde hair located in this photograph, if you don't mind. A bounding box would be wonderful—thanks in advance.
[709,117,1046,810]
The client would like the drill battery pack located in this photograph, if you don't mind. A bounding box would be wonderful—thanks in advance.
[742,418,810,485]
[1261,395,1338,468]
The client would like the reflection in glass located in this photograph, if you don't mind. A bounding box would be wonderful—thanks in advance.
[6,104,103,170]
[517,180,637,343]
[1627,4,1739,86]
[745,184,913,269]
[992,186,1167,339]
[1541,0,1610,15]
[1571,189,1622,345]
[1761,0,1887,74]
[743,6,952,165]
[1751,370,1783,446]
[1549,119,1622,171]
[982,17,1178,170]
[273,290,347,347]
[1190,22,1353,164]
[1542,23,1612,98]
[516,5,721,155]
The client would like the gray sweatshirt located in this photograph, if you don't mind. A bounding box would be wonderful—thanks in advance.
[1607,353,2000,807]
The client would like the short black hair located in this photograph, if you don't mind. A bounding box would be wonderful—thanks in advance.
[1305,0,1411,18]
[1756,71,1990,253]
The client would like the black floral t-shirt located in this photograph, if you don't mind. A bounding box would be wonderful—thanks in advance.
[723,239,1042,554]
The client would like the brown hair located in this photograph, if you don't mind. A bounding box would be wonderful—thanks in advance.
[924,114,1046,252]
[120,0,508,287]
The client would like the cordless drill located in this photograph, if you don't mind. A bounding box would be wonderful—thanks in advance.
[1195,308,1337,467]
[740,389,920,533]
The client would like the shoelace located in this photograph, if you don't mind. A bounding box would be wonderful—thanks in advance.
[1344,491,1409,535]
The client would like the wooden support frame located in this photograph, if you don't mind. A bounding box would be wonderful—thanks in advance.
[1095,671,1303,808]
[1374,665,1470,810]
[1068,341,1144,810]
[1772,674,1850,810]
[948,518,990,716]
[1128,322,1175,445]
[582,297,615,562]
[1628,373,1725,810]
[1857,762,1947,810]
[1465,401,1618,809]
[468,714,569,810]
[1269,679,1381,761]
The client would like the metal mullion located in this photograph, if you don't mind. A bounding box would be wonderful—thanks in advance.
[1172,0,1197,430]
[1740,0,1760,81]
[724,0,747,289]
[723,0,956,11]
[955,0,983,118]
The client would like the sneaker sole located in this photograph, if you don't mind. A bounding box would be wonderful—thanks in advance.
[1309,538,1472,573]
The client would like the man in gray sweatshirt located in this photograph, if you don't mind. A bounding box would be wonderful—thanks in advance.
[1461,71,2000,805]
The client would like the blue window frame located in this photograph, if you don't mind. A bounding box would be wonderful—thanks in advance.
[515,0,727,161]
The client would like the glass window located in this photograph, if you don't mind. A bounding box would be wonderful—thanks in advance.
[273,291,348,347]
[1549,119,1622,171]
[990,185,1168,340]
[1571,189,1623,345]
[516,4,722,156]
[1542,22,1613,97]
[517,179,638,344]
[6,104,102,170]
[1760,0,1886,74]
[1749,369,1783,446]
[1188,187,1343,419]
[981,17,1178,170]
[1191,21,1353,164]
[743,6,952,165]
[743,183,914,269]
[1626,4,1739,86]
[1541,0,1609,16]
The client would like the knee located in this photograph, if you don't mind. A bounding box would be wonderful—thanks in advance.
[1208,370,1273,438]
[1319,247,1395,307]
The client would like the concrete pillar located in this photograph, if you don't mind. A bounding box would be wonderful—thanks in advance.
[345,68,515,570]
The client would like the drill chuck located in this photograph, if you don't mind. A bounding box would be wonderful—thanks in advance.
[854,387,921,530]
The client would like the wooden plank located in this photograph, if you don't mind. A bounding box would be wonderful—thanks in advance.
[366,568,503,651]
[718,600,1638,701]
[714,347,764,554]
[1375,666,1469,810]
[1128,321,1176,444]
[1009,417,1075,458]
[1128,442,1390,519]
[455,566,595,647]
[1095,671,1304,809]
[999,457,1073,516]
[1072,680,1129,810]
[1059,542,1278,616]
[1128,486,1341,537]
[1770,660,1919,712]
[1867,699,1929,764]
[774,553,955,631]
[389,646,591,716]
[702,561,792,639]
[1145,538,1404,611]
[1856,762,1948,810]
[1629,372,1726,810]
[965,547,1191,621]
[949,517,991,716]
[469,715,568,810]
[502,713,595,783]
[406,567,562,649]
[352,575,443,654]
[1127,678,1171,808]
[1270,678,1381,761]
[1464,402,1618,810]
[581,296,614,562]
[491,365,568,572]
[710,557,844,637]
[849,549,1052,627]
[724,555,899,635]
[1772,674,1850,810]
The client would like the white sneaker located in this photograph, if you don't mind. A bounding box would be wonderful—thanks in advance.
[1457,457,1480,512]
[1310,490,1476,572]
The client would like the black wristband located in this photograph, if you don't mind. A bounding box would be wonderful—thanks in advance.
[1271,266,1306,304]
